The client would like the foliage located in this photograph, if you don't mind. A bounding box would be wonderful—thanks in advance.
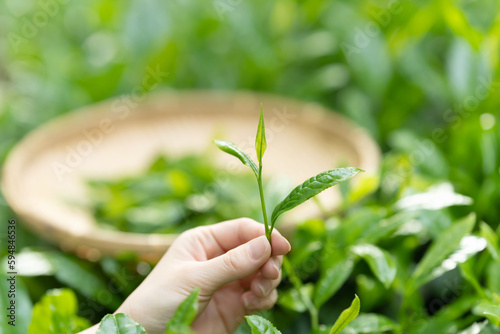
[28,289,90,334]
[328,295,360,334]
[96,288,199,334]
[270,168,363,231]
[94,289,358,334]
[97,314,147,334]
[164,287,200,334]
[246,315,282,334]
[1,0,500,333]
[272,181,500,333]
[8,151,500,333]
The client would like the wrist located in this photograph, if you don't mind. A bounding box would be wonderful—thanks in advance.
[115,291,151,330]
[116,285,179,334]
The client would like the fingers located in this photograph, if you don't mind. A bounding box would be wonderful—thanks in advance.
[200,235,272,291]
[188,218,290,292]
[239,255,282,288]
[243,269,281,313]
[203,218,266,254]
[242,289,278,312]
[260,256,282,280]
[191,218,291,259]
[250,272,281,298]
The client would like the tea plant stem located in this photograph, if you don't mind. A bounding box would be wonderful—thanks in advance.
[309,300,319,331]
[257,165,271,241]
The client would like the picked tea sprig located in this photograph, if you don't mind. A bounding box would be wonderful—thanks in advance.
[215,105,364,241]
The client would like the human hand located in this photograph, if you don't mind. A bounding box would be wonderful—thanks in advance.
[116,218,291,334]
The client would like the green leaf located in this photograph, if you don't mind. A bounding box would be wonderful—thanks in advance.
[271,168,364,227]
[0,274,32,334]
[420,235,486,289]
[480,221,499,261]
[411,213,476,289]
[214,140,259,177]
[245,315,282,334]
[459,254,486,298]
[165,287,200,334]
[343,313,400,333]
[359,211,416,244]
[457,320,489,334]
[412,317,457,334]
[433,295,478,322]
[350,244,397,289]
[28,289,90,334]
[336,208,386,246]
[473,301,500,326]
[355,275,386,311]
[255,104,267,164]
[278,283,315,313]
[328,295,361,334]
[45,251,122,309]
[394,182,471,211]
[314,256,355,308]
[97,313,147,334]
[486,261,500,294]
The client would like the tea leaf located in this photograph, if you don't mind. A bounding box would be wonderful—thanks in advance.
[314,256,355,308]
[271,168,363,228]
[343,313,400,333]
[486,261,500,294]
[328,295,361,334]
[480,221,499,261]
[165,287,200,334]
[460,258,485,297]
[411,213,476,289]
[456,321,488,334]
[419,235,486,289]
[97,313,146,334]
[29,289,90,334]
[45,251,122,309]
[245,315,282,334]
[350,244,397,289]
[255,104,267,164]
[214,140,258,177]
[359,212,417,244]
[278,283,315,313]
[472,301,500,326]
[254,104,271,239]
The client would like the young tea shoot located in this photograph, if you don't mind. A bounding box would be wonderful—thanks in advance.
[215,105,364,241]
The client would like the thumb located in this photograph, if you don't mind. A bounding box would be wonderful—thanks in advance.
[201,235,271,291]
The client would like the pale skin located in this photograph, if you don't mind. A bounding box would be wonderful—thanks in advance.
[79,218,291,334]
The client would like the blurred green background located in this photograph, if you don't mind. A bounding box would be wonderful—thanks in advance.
[1,0,500,333]
[1,0,499,219]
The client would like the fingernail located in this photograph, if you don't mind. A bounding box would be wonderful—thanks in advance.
[272,230,292,252]
[243,295,251,308]
[284,239,291,252]
[272,258,280,272]
[258,283,267,296]
[249,236,270,260]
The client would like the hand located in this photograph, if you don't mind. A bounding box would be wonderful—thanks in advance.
[116,218,291,334]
